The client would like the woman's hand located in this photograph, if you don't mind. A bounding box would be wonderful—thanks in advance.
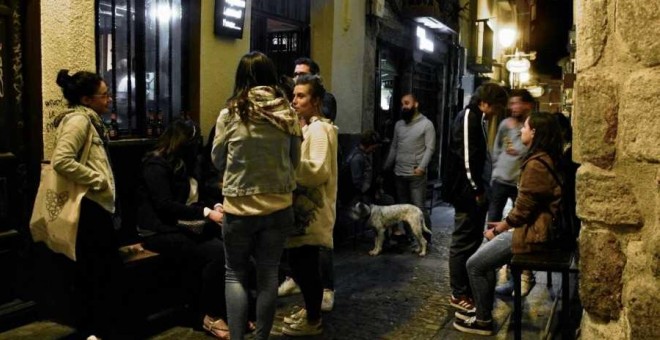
[484,221,507,240]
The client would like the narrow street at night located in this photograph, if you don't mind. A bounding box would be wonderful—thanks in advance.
[0,201,571,339]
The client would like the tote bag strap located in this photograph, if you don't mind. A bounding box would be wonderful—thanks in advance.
[78,117,94,165]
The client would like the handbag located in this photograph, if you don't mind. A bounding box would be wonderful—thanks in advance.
[30,119,94,261]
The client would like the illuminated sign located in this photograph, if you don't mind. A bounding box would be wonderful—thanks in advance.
[416,26,434,53]
[214,0,246,39]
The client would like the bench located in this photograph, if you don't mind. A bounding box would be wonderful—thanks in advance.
[510,249,578,340]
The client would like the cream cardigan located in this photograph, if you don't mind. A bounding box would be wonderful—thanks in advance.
[286,117,338,249]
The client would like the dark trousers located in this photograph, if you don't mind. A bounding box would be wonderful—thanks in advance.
[289,245,322,322]
[144,227,226,321]
[319,247,334,290]
[449,200,488,298]
[394,174,431,228]
[487,181,518,222]
[76,198,123,337]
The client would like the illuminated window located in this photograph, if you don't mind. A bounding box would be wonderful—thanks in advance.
[96,0,189,136]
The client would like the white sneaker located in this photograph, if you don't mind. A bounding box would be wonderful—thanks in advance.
[278,277,301,297]
[321,289,334,312]
[514,271,536,297]
[283,307,307,324]
[497,265,509,286]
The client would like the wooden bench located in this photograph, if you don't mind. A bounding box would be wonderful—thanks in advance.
[511,249,578,340]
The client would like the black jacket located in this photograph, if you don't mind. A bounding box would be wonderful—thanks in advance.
[442,104,491,207]
[137,155,206,233]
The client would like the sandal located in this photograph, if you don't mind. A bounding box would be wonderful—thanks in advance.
[203,315,230,340]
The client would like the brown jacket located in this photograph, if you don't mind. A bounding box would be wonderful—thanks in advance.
[506,152,562,254]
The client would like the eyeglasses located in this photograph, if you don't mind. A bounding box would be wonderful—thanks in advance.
[93,91,112,98]
[293,72,310,77]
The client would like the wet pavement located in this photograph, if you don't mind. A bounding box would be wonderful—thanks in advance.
[0,202,572,339]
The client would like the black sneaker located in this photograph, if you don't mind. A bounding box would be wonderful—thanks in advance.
[454,308,476,321]
[453,316,493,336]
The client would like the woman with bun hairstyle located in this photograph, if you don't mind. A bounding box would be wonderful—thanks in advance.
[52,70,120,338]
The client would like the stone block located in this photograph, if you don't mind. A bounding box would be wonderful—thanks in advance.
[576,163,643,226]
[623,278,660,339]
[616,0,660,67]
[576,0,608,71]
[618,69,660,163]
[573,71,618,169]
[579,229,625,321]
[580,312,627,340]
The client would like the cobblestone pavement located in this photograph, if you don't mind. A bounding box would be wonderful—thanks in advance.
[0,204,568,340]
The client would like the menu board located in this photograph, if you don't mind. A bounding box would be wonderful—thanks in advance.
[214,0,246,39]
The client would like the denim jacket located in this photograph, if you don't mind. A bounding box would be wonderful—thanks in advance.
[212,100,301,197]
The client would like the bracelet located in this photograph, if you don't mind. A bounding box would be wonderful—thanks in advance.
[213,203,223,209]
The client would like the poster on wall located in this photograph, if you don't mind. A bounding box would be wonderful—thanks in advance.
[214,0,246,39]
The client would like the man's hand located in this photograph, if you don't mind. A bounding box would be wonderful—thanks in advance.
[208,210,224,224]
[505,146,520,156]
[413,167,425,176]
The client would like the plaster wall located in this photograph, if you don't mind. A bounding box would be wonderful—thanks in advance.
[41,0,96,159]
[329,0,366,134]
[198,0,251,138]
[575,0,660,338]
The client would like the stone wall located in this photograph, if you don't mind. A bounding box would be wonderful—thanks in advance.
[575,0,660,339]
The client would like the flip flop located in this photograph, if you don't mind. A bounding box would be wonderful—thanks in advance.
[203,315,230,340]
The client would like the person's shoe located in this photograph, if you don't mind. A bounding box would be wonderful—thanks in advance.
[282,318,323,336]
[321,289,335,312]
[278,277,301,297]
[495,279,514,296]
[453,316,493,336]
[449,295,475,312]
[514,272,536,297]
[454,308,476,321]
[497,265,509,285]
[283,307,307,324]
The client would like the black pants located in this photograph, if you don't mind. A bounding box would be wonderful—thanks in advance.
[75,198,123,337]
[144,226,226,321]
[288,245,322,321]
[449,199,488,298]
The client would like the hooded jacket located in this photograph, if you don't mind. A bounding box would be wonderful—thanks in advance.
[51,106,116,213]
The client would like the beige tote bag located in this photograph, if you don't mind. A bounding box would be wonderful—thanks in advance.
[30,120,93,261]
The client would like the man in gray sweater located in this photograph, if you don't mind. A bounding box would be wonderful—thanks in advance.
[384,93,436,230]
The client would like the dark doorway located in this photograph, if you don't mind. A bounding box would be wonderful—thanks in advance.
[250,0,310,77]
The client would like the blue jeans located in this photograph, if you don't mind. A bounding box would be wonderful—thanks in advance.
[395,174,431,228]
[487,180,518,222]
[223,207,294,340]
[466,231,513,321]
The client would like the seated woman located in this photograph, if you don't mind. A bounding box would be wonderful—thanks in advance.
[453,112,564,336]
[137,119,230,339]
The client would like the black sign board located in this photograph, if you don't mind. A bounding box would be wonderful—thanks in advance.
[214,0,246,39]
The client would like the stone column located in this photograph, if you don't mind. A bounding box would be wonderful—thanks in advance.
[575,1,659,339]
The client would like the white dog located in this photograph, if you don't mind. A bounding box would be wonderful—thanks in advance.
[353,202,432,257]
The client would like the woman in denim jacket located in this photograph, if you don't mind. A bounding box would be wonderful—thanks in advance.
[212,51,301,340]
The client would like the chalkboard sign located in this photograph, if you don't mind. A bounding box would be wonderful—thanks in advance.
[214,0,246,39]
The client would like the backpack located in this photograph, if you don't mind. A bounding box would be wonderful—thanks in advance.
[535,152,579,250]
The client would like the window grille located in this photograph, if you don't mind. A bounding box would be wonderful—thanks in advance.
[96,0,188,136]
